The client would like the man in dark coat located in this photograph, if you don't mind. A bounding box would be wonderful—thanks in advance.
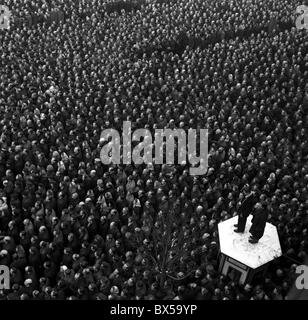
[234,191,257,233]
[249,203,268,244]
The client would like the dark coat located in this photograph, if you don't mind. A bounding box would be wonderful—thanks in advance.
[249,208,268,240]
[238,193,257,217]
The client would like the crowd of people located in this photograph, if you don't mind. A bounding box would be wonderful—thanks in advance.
[0,0,308,300]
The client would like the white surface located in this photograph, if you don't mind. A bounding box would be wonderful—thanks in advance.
[218,215,282,269]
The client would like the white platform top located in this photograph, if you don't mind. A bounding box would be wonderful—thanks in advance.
[218,215,282,269]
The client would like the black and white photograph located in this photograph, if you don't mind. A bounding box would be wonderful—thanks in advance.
[0,0,308,313]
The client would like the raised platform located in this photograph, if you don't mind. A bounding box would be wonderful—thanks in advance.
[218,215,282,269]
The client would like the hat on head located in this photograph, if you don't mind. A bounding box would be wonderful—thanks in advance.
[0,249,8,256]
[24,279,33,286]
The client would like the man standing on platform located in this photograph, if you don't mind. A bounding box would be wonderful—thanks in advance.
[234,191,257,233]
[249,203,269,244]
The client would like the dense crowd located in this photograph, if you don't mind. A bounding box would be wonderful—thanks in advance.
[0,0,308,300]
